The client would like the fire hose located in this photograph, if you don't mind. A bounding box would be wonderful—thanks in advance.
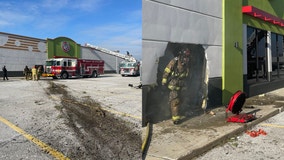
[142,122,152,157]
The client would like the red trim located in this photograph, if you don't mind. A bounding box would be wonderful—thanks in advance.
[242,6,284,28]
[227,91,242,112]
[53,56,78,59]
[227,90,246,114]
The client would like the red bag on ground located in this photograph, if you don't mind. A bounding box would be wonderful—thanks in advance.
[226,90,256,123]
[227,113,256,123]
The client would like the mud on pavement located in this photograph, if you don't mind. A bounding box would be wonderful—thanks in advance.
[46,81,141,159]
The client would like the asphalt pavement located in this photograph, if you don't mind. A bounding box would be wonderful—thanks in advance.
[196,109,284,159]
[0,75,142,159]
[143,88,284,160]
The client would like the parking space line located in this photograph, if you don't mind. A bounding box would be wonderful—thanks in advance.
[102,108,141,120]
[260,123,284,128]
[0,116,69,160]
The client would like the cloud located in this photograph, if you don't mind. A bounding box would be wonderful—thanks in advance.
[40,0,69,12]
[70,0,105,11]
[38,0,104,13]
[0,20,11,27]
[0,0,141,59]
[78,5,142,59]
[80,27,140,59]
[124,9,142,22]
[81,23,140,43]
[0,11,31,28]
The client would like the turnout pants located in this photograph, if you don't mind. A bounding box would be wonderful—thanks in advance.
[169,90,180,120]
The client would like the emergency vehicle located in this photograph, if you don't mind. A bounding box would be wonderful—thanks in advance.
[84,43,141,77]
[42,56,104,79]
[119,60,140,76]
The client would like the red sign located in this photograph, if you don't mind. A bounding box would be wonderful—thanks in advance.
[61,41,70,52]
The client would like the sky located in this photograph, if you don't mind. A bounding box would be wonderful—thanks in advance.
[0,0,142,60]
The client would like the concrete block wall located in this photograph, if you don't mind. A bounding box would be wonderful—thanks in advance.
[0,32,47,77]
[81,47,124,73]
[142,0,223,85]
[0,48,47,77]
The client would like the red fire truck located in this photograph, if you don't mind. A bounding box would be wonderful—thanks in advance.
[42,56,104,79]
[119,60,140,76]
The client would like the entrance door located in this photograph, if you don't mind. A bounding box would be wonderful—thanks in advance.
[271,33,284,79]
[247,27,267,83]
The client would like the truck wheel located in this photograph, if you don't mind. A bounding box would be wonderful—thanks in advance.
[61,72,69,79]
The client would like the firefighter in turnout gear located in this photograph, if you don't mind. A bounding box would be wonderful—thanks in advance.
[23,66,30,80]
[32,66,38,81]
[162,48,190,124]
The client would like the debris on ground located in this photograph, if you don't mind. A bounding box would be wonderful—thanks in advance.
[227,113,256,123]
[245,129,267,137]
[206,110,216,116]
[128,83,142,89]
[46,81,141,159]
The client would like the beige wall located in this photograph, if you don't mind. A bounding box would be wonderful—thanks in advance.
[0,32,47,71]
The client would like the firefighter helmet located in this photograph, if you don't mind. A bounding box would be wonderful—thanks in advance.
[178,48,190,56]
[178,48,190,65]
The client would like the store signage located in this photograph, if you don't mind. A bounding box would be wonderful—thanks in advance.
[61,41,70,52]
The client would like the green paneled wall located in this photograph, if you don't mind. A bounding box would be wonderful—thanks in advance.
[222,0,243,104]
[222,0,284,104]
[47,37,81,59]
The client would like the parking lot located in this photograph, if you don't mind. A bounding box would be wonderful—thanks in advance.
[0,74,141,159]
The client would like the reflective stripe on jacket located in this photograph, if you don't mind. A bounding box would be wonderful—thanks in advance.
[168,85,180,91]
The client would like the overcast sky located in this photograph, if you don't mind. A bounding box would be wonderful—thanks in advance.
[0,0,142,59]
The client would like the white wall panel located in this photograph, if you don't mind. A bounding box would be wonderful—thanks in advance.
[204,45,222,78]
[0,48,46,71]
[142,0,222,85]
[141,41,168,85]
[153,0,222,17]
[143,0,222,45]
[81,47,124,73]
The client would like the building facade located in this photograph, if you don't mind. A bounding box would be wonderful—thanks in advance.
[142,0,284,125]
[0,32,47,76]
[0,32,124,77]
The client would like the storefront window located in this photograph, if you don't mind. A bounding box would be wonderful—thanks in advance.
[247,26,267,83]
[271,33,284,79]
[247,25,284,83]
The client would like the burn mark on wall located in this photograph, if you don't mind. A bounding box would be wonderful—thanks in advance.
[144,42,207,124]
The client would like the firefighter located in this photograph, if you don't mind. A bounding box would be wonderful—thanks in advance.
[162,48,190,124]
[32,66,38,81]
[37,66,42,80]
[23,66,30,80]
[2,65,8,80]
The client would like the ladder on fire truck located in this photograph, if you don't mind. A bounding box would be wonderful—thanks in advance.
[85,43,137,62]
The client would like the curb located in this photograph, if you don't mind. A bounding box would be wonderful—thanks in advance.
[178,107,283,160]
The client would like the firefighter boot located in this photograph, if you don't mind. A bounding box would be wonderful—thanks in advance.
[171,98,181,125]
[172,116,181,125]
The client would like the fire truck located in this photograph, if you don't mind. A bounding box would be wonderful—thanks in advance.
[119,60,140,76]
[84,43,141,77]
[42,56,104,79]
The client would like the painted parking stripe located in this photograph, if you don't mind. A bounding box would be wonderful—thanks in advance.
[260,123,284,128]
[102,107,141,120]
[0,116,69,160]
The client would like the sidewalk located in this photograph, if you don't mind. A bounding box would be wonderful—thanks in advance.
[143,88,284,160]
